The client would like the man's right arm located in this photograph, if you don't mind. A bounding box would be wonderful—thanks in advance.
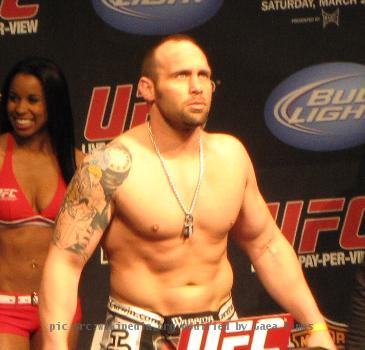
[39,141,132,350]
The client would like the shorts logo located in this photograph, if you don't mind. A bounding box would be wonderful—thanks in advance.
[264,62,365,151]
[107,329,132,350]
[92,0,224,35]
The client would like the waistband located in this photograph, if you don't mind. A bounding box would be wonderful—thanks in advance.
[107,295,236,331]
[0,292,38,306]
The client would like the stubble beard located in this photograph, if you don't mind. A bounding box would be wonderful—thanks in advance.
[160,107,210,133]
[181,109,209,128]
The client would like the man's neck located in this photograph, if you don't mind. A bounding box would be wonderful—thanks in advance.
[147,115,202,158]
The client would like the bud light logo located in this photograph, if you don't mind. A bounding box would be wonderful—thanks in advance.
[92,0,224,35]
[264,62,365,151]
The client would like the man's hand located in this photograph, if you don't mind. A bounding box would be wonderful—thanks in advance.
[306,330,337,350]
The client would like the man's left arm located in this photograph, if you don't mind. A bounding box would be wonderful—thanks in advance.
[231,147,336,349]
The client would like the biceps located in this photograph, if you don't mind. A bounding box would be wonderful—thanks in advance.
[52,168,111,260]
[236,182,271,232]
[52,144,131,259]
[53,204,108,261]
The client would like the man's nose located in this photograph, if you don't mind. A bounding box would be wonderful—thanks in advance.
[189,75,203,94]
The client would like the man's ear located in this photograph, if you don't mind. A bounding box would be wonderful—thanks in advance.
[138,76,155,103]
[211,80,216,93]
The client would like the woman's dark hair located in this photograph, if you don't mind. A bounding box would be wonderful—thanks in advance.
[0,57,76,183]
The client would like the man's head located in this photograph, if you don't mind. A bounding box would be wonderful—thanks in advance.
[141,35,203,82]
[138,35,215,131]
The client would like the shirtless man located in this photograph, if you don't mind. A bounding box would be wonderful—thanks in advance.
[40,35,336,350]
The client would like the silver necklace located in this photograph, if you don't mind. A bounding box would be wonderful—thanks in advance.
[147,120,204,238]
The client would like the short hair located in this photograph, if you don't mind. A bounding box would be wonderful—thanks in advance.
[0,57,76,183]
[141,34,206,82]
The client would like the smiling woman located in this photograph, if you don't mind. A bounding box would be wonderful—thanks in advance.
[0,57,83,350]
[7,74,47,138]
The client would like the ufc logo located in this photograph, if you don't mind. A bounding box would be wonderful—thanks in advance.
[268,197,365,252]
[0,0,38,20]
[84,85,149,141]
[177,314,293,350]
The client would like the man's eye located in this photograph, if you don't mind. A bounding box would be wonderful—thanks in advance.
[176,73,188,80]
[199,73,209,80]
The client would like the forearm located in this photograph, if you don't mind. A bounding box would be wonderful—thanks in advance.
[251,233,324,324]
[39,248,82,350]
[232,155,336,348]
[249,232,336,349]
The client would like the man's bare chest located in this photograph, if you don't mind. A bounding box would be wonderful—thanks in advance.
[113,161,244,240]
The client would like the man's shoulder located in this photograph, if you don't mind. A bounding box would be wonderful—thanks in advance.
[82,136,132,174]
[207,132,242,144]
[112,123,146,148]
[82,124,146,170]
[92,123,144,153]
[205,132,248,157]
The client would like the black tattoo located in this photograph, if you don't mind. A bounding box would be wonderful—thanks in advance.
[53,142,132,258]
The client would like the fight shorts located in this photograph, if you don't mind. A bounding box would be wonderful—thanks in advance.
[100,296,237,350]
[0,292,82,337]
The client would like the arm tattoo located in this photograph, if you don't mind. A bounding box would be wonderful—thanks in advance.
[53,142,132,259]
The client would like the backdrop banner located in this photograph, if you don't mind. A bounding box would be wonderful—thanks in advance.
[1,1,364,349]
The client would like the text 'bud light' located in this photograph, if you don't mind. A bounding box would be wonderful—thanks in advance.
[264,62,365,151]
[92,0,224,35]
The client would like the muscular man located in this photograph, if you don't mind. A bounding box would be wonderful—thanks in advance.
[40,35,336,350]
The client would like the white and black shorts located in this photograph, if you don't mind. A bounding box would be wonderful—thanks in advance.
[100,296,237,350]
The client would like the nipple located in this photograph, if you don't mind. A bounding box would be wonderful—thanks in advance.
[152,224,159,232]
[31,259,39,270]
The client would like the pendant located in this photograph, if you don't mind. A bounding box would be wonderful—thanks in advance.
[183,214,193,238]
